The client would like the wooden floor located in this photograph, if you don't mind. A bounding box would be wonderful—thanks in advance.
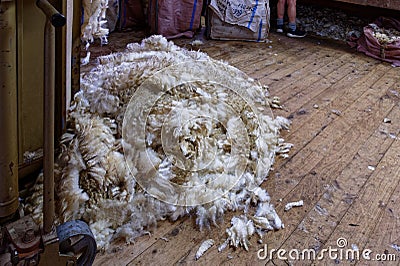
[92,32,400,265]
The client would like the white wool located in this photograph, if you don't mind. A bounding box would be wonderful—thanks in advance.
[274,116,291,130]
[81,0,109,64]
[23,174,45,224]
[225,216,254,251]
[284,200,304,211]
[255,202,284,230]
[195,239,214,260]
[24,36,291,251]
[113,224,151,245]
[90,220,115,250]
[249,187,271,203]
[81,0,109,44]
[81,51,91,66]
[195,206,209,230]
[190,40,204,46]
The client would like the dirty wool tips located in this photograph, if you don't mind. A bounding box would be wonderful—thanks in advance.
[51,35,291,251]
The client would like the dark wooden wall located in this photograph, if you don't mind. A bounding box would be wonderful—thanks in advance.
[333,0,400,11]
[295,0,400,19]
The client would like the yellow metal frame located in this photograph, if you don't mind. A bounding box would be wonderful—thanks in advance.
[0,0,19,218]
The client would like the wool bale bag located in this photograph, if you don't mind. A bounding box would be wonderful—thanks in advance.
[356,17,400,67]
[148,0,204,39]
[207,0,270,42]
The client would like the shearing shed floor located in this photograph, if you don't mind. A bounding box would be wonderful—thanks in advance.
[90,31,400,265]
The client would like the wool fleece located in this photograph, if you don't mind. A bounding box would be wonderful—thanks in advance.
[25,36,292,251]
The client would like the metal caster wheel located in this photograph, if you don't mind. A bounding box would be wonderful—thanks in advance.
[57,220,97,266]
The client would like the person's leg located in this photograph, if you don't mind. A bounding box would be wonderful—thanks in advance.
[276,0,286,33]
[277,0,286,20]
[286,0,306,37]
[287,0,297,32]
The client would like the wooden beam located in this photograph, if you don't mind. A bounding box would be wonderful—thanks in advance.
[332,0,400,11]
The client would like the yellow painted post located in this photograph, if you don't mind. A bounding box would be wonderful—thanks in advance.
[0,0,20,218]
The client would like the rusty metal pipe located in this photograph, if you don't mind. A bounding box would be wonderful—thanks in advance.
[36,0,65,234]
[0,1,19,218]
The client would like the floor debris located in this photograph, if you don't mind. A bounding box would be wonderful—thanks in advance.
[284,200,304,211]
[195,239,214,260]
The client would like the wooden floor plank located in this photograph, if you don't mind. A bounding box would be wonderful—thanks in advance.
[363,161,400,264]
[271,103,400,265]
[318,132,400,264]
[268,54,363,120]
[264,68,399,263]
[249,46,339,79]
[126,219,202,265]
[274,66,398,206]
[94,219,184,265]
[273,61,387,134]
[274,60,388,161]
[216,37,324,74]
[263,52,351,91]
[218,43,311,73]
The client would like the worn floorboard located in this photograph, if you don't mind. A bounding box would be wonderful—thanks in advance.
[92,31,400,265]
[270,67,400,265]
